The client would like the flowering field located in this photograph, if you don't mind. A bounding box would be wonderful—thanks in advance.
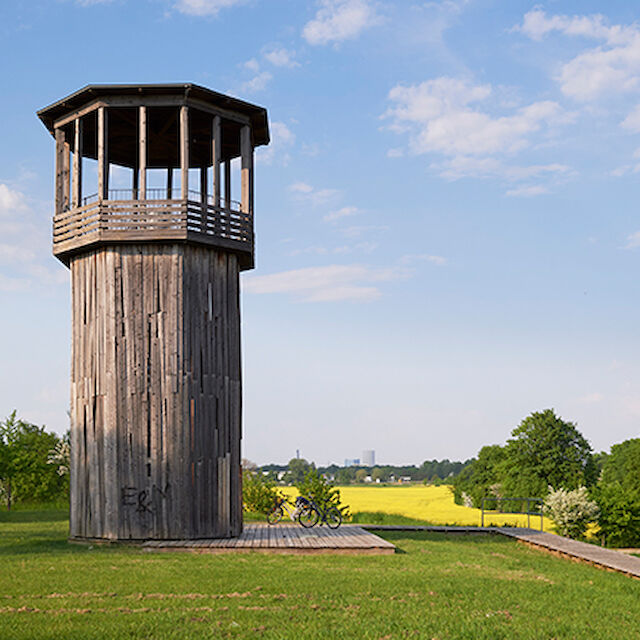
[284,485,554,531]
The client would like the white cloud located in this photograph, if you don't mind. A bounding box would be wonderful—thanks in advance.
[624,231,640,249]
[576,392,604,405]
[258,121,295,165]
[289,181,340,206]
[518,9,640,102]
[323,206,360,222]
[303,0,380,46]
[622,104,640,132]
[340,224,388,238]
[0,273,31,292]
[240,47,298,95]
[290,241,377,256]
[263,47,299,68]
[174,0,245,16]
[243,264,408,302]
[433,156,573,181]
[0,182,67,291]
[400,253,447,266]
[385,77,567,157]
[504,185,550,198]
[241,71,273,94]
[384,78,574,193]
[0,184,27,214]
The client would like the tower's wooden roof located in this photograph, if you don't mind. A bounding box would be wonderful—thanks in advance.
[37,83,270,147]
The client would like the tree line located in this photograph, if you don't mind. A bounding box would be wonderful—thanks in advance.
[258,458,471,485]
[451,408,640,546]
[0,411,69,510]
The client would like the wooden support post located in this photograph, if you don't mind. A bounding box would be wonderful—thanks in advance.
[200,166,208,233]
[97,107,109,201]
[132,161,139,198]
[72,118,83,208]
[55,128,65,215]
[180,105,189,200]
[224,160,231,210]
[63,139,71,212]
[139,106,147,200]
[200,167,208,206]
[167,167,173,199]
[240,125,253,216]
[71,121,79,207]
[212,116,221,208]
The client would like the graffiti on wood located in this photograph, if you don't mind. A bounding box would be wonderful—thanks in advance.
[121,483,171,516]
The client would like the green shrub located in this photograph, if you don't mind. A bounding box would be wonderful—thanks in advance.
[593,483,640,548]
[242,469,280,515]
[296,469,350,517]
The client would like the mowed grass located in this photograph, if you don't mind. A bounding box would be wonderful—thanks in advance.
[1,509,639,639]
[282,485,555,531]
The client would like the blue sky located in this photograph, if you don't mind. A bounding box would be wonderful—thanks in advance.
[2,0,640,465]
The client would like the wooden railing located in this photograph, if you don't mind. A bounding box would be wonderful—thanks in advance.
[53,196,253,266]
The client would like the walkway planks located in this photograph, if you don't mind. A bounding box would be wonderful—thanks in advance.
[499,527,640,579]
[360,525,640,579]
[142,523,395,555]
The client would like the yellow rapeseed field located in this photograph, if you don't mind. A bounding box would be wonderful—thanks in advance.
[283,484,554,531]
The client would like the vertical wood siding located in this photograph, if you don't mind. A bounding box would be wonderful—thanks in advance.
[69,245,242,540]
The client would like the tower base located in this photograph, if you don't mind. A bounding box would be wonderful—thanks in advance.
[69,244,242,540]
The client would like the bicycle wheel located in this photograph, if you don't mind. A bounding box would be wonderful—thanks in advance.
[326,507,342,529]
[267,506,283,525]
[298,506,320,528]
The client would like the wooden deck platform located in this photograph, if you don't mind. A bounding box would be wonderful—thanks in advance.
[361,525,640,579]
[141,524,396,555]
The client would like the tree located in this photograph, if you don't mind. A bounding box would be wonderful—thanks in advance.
[286,458,314,484]
[592,438,640,547]
[452,445,505,508]
[371,467,386,483]
[600,438,640,494]
[592,483,640,548]
[335,466,356,485]
[0,412,68,510]
[500,409,596,498]
[355,469,368,483]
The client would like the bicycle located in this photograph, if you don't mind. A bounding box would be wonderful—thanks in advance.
[297,495,342,529]
[266,495,311,525]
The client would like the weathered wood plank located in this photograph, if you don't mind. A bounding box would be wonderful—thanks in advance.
[97,107,108,200]
[72,118,83,208]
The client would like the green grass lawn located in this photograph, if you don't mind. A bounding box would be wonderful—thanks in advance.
[1,509,639,639]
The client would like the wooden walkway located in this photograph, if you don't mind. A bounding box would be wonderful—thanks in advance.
[361,525,640,579]
[499,527,640,579]
[142,524,395,555]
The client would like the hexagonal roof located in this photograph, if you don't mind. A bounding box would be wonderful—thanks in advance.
[37,83,270,148]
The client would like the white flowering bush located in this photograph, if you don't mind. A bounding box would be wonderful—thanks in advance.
[544,486,599,539]
[461,491,473,508]
[47,441,70,477]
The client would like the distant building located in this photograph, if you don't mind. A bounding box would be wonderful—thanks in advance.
[362,450,375,466]
[344,458,361,467]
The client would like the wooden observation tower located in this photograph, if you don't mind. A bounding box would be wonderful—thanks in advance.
[38,84,269,541]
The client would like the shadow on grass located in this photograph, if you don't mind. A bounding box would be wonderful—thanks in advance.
[349,511,436,526]
[377,530,512,547]
[0,509,68,523]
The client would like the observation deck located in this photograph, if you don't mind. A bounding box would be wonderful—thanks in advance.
[38,83,270,271]
[53,188,254,269]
